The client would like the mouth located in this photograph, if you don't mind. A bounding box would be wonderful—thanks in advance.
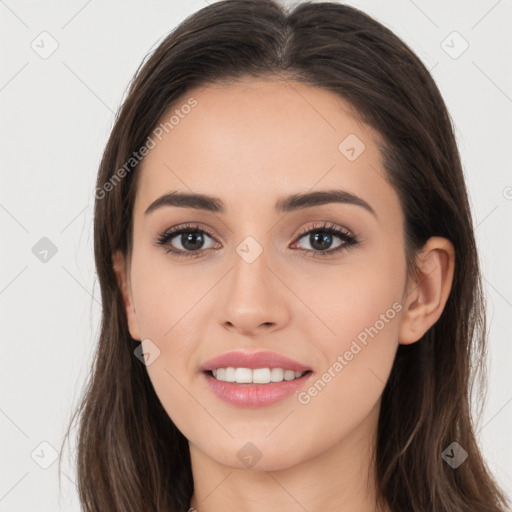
[204,368,313,384]
[201,368,314,408]
[199,350,314,406]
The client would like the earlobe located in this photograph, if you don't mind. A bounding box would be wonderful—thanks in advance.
[112,250,141,341]
[399,237,455,345]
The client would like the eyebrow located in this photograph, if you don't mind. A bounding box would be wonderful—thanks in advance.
[144,189,377,218]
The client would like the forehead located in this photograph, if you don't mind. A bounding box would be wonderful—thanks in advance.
[134,78,399,222]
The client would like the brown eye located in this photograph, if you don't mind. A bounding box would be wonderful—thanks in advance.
[292,222,359,256]
[155,224,219,258]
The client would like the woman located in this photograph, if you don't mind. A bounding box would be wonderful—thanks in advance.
[60,1,511,511]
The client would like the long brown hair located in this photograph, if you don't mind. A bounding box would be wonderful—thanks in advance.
[59,1,511,510]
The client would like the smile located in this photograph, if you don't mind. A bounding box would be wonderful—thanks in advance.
[210,367,308,383]
[202,369,313,407]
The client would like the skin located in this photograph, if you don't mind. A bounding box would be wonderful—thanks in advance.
[113,78,455,512]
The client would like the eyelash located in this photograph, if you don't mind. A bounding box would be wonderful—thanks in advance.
[154,221,360,259]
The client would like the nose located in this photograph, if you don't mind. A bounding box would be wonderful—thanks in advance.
[217,244,290,337]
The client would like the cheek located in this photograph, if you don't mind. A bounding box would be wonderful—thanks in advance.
[129,247,210,426]
[290,287,401,462]
[130,243,213,339]
[294,249,404,357]
[293,253,403,421]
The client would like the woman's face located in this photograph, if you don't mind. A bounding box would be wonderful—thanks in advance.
[116,78,411,471]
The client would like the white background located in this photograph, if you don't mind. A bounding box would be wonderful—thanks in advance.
[1,0,511,510]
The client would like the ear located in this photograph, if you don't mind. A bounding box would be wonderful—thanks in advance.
[112,250,141,341]
[399,236,455,345]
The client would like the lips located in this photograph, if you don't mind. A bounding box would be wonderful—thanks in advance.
[202,371,313,407]
[200,350,312,373]
[199,350,314,407]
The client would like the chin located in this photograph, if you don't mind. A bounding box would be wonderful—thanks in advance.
[198,436,310,472]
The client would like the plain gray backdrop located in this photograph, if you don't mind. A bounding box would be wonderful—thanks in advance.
[1,0,511,510]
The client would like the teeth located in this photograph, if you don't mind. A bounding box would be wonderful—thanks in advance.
[211,367,306,384]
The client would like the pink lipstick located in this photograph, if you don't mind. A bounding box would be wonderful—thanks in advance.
[200,350,313,407]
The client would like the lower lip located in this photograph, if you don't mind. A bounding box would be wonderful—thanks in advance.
[202,371,313,407]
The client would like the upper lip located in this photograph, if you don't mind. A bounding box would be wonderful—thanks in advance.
[201,350,312,372]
